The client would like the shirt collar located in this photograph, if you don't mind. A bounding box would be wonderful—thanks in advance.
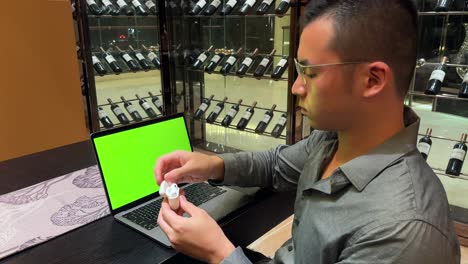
[339,106,420,192]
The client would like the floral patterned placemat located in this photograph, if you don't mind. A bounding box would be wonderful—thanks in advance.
[0,165,110,260]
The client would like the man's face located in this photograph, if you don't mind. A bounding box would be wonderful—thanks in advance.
[293,18,359,131]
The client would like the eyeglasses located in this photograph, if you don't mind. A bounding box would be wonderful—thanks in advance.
[294,58,369,85]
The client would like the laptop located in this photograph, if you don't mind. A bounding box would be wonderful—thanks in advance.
[91,113,253,247]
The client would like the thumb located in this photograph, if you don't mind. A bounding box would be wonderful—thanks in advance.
[179,195,198,216]
[164,165,191,183]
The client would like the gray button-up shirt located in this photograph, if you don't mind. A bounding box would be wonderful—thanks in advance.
[218,107,461,264]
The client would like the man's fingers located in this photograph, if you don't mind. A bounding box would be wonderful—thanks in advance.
[165,165,193,183]
[158,202,174,238]
[160,199,186,231]
[154,160,165,185]
[178,195,199,216]
[155,153,179,184]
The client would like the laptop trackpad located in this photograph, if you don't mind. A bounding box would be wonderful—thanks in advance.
[198,187,253,221]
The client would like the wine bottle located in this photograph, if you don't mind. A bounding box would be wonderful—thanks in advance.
[221,99,243,127]
[424,56,448,95]
[142,45,161,68]
[271,112,287,138]
[145,0,158,15]
[130,45,151,70]
[116,46,140,72]
[194,94,214,120]
[271,56,289,80]
[459,71,468,98]
[205,49,225,73]
[136,94,157,118]
[417,128,433,161]
[116,0,135,15]
[189,0,207,15]
[167,0,179,12]
[175,90,184,105]
[236,48,259,77]
[207,97,228,123]
[181,0,196,13]
[446,133,467,176]
[236,101,257,130]
[187,48,202,64]
[121,96,143,121]
[102,0,120,15]
[239,0,257,15]
[173,44,188,66]
[148,91,164,114]
[100,47,122,73]
[92,55,107,75]
[220,0,238,15]
[108,98,130,124]
[220,48,243,75]
[72,1,77,19]
[193,45,214,69]
[435,0,454,12]
[254,49,276,78]
[98,106,114,128]
[131,0,149,15]
[255,104,276,134]
[275,0,290,16]
[87,0,104,15]
[204,0,222,15]
[256,0,273,15]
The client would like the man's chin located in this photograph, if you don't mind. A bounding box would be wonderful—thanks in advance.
[306,117,339,132]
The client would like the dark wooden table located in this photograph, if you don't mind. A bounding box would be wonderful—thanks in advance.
[0,140,295,264]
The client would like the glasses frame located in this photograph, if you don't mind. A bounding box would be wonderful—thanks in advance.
[294,58,369,85]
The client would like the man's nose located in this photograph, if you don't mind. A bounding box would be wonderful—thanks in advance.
[292,76,306,96]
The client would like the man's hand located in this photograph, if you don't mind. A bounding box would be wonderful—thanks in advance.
[154,150,225,185]
[158,195,235,264]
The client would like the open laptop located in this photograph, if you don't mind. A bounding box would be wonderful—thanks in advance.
[91,113,252,247]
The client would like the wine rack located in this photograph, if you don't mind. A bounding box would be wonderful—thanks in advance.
[97,93,165,128]
[74,0,172,132]
[74,0,304,150]
[409,0,468,233]
[186,63,289,82]
[192,96,288,140]
[164,0,302,153]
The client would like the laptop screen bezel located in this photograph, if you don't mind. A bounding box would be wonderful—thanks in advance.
[91,112,193,215]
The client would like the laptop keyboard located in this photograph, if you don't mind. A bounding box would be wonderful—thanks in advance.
[122,183,227,230]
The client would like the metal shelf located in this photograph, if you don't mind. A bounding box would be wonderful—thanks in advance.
[408,91,468,103]
[88,15,159,18]
[417,133,462,144]
[98,94,163,107]
[98,114,165,130]
[418,62,468,68]
[188,115,287,140]
[94,67,160,77]
[206,97,287,114]
[187,68,288,82]
[183,13,290,18]
[433,168,468,181]
[418,11,468,16]
[89,25,158,30]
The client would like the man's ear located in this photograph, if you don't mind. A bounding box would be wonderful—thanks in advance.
[362,62,391,98]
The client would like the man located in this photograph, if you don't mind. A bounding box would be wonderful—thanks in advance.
[155,0,461,263]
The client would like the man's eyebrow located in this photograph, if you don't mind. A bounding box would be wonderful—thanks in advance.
[298,59,312,66]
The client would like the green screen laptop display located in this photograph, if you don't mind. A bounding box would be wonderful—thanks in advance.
[93,117,191,210]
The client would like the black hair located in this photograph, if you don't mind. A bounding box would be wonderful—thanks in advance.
[303,0,418,97]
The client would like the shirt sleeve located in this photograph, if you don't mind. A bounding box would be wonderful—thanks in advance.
[336,220,461,264]
[216,136,311,192]
[221,247,253,264]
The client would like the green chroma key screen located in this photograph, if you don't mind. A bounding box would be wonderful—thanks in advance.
[93,117,192,210]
